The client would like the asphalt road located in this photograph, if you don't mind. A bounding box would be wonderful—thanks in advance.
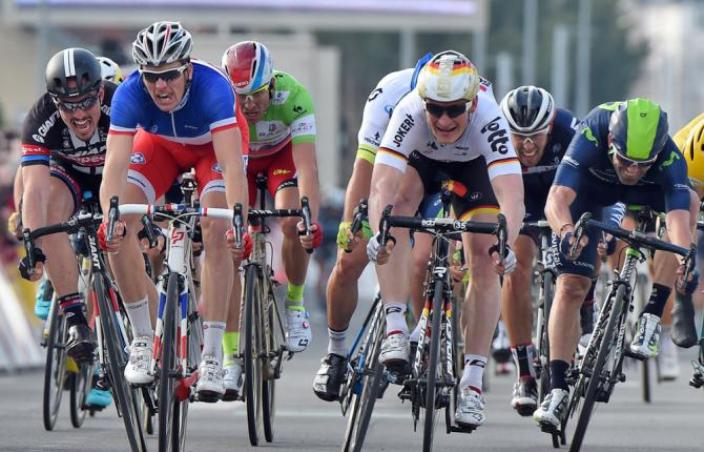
[1,301,703,452]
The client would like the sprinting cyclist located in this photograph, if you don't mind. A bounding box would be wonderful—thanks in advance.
[100,21,249,401]
[367,50,524,429]
[219,41,321,397]
[534,98,698,430]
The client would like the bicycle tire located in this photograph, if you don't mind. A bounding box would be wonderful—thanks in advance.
[95,276,146,452]
[537,272,555,405]
[70,363,91,428]
[346,304,385,452]
[159,272,179,452]
[569,284,627,452]
[262,279,278,443]
[423,281,444,452]
[244,265,263,446]
[42,299,67,431]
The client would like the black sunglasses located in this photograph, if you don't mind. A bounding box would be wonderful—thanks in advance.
[141,64,188,84]
[53,95,99,113]
[425,101,468,119]
[610,145,656,168]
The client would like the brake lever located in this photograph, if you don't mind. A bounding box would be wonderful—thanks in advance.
[301,197,313,254]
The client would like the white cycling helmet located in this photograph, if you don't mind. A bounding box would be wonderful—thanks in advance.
[500,85,556,134]
[97,56,124,84]
[132,21,192,67]
[417,50,480,103]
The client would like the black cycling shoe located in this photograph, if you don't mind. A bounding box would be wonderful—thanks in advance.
[511,378,538,417]
[580,302,595,336]
[66,323,96,364]
[671,292,698,348]
[313,353,348,402]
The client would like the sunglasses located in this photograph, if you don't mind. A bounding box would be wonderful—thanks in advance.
[141,64,188,84]
[513,128,550,139]
[53,95,99,113]
[610,145,657,168]
[425,101,468,119]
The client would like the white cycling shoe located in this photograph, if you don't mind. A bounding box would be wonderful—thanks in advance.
[286,309,312,352]
[124,336,154,385]
[378,331,410,367]
[455,386,486,429]
[196,356,225,402]
[223,358,244,401]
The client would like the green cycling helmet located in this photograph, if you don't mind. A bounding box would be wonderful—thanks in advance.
[608,98,669,162]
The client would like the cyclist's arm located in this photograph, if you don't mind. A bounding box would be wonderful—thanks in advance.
[292,141,321,219]
[665,207,694,251]
[490,174,524,244]
[21,164,50,234]
[100,132,134,214]
[545,184,577,236]
[369,156,403,234]
[659,142,696,250]
[13,166,23,211]
[341,158,373,222]
[212,127,248,218]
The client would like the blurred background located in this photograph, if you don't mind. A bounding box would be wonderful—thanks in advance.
[0,0,702,370]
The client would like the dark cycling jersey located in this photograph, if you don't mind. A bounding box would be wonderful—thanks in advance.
[554,103,690,212]
[523,108,579,220]
[20,82,117,172]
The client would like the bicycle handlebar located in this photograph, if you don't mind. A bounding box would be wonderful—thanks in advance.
[300,196,314,254]
[345,198,368,253]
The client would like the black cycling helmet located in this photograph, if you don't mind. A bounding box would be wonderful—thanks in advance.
[45,48,103,98]
[500,85,556,134]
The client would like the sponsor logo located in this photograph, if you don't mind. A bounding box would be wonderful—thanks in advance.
[392,114,415,147]
[480,116,509,154]
[148,125,158,133]
[130,153,145,164]
[581,126,598,146]
[292,105,305,114]
[384,105,394,117]
[32,111,61,144]
[660,151,680,168]
[470,191,482,201]
[272,168,291,176]
[272,91,289,105]
[212,163,223,173]
[426,140,438,151]
[562,156,580,168]
[184,124,198,130]
[367,87,383,102]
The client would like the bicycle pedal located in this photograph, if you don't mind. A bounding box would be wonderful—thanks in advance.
[689,372,704,388]
[195,390,222,403]
[539,422,560,435]
[623,348,648,361]
[450,424,477,434]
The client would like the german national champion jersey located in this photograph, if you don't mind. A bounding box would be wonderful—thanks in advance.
[21,82,117,171]
[376,82,522,181]
[553,102,691,212]
[109,60,238,144]
[522,108,579,205]
[247,70,316,158]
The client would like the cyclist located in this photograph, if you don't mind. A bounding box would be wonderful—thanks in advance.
[312,55,437,402]
[498,85,580,415]
[20,48,116,366]
[367,50,524,429]
[534,98,699,430]
[219,40,321,396]
[100,21,249,401]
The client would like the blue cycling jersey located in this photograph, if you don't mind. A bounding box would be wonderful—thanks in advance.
[553,104,691,212]
[110,60,238,145]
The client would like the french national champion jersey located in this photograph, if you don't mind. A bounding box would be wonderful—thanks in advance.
[247,70,316,158]
[21,82,117,171]
[109,60,238,144]
[376,82,522,180]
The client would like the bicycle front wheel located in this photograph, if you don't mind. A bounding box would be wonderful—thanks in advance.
[159,272,182,452]
[262,276,281,443]
[43,299,67,431]
[243,265,264,446]
[423,281,444,452]
[70,362,92,428]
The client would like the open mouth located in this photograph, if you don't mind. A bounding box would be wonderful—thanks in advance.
[71,118,92,132]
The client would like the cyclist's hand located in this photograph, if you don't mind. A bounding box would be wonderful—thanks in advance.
[19,247,46,281]
[559,231,588,261]
[337,221,360,252]
[489,244,516,275]
[449,265,467,283]
[225,228,252,262]
[7,211,21,240]
[138,224,165,256]
[297,221,323,251]
[676,263,699,295]
[596,233,616,257]
[367,233,395,265]
[98,220,126,252]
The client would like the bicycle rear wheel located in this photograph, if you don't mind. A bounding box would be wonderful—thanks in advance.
[70,363,91,428]
[537,272,554,406]
[342,302,385,452]
[43,298,67,431]
[569,284,627,452]
[95,277,146,452]
[262,277,281,443]
[243,265,264,446]
[423,282,444,452]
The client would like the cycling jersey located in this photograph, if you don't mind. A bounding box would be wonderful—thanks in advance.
[554,102,691,213]
[246,70,316,158]
[110,60,239,143]
[21,82,117,172]
[376,82,521,180]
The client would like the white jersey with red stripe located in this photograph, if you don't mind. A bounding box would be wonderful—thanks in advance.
[376,80,521,180]
[109,59,238,145]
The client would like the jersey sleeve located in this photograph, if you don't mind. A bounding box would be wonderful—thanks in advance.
[204,76,238,134]
[553,111,604,192]
[287,82,316,145]
[20,96,56,167]
[656,139,692,212]
[109,79,144,135]
[375,94,422,172]
[473,94,521,179]
[356,84,395,165]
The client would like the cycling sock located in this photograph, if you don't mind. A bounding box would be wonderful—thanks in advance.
[203,321,226,362]
[124,296,152,338]
[58,292,86,327]
[549,359,570,391]
[511,344,536,379]
[409,321,422,343]
[222,331,240,365]
[286,283,305,311]
[384,302,408,335]
[460,354,487,393]
[327,327,347,356]
[642,283,671,317]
